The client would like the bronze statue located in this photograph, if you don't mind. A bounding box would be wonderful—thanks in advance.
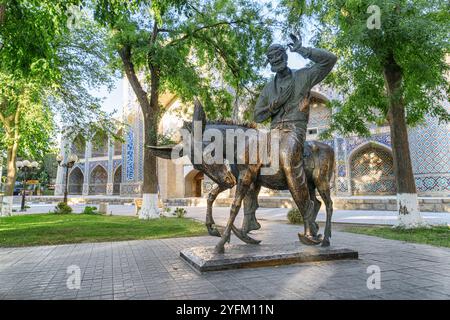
[150,34,337,253]
[150,104,335,252]
[150,110,335,243]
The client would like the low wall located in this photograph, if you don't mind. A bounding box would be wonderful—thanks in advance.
[14,195,450,212]
[13,196,136,205]
[166,196,450,213]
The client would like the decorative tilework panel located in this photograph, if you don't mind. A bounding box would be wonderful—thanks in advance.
[89,161,108,175]
[308,102,331,128]
[113,159,122,172]
[337,178,348,193]
[126,130,134,181]
[346,134,391,154]
[409,117,450,175]
[350,146,396,195]
[137,113,144,181]
[73,163,85,174]
[415,175,450,193]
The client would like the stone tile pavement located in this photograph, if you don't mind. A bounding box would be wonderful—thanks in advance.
[1,219,450,300]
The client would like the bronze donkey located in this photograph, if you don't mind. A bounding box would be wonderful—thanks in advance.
[149,101,335,253]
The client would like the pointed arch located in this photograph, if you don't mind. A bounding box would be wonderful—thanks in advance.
[184,169,204,197]
[349,142,396,195]
[113,165,122,195]
[91,131,109,158]
[68,167,84,195]
[89,164,107,195]
[71,134,86,159]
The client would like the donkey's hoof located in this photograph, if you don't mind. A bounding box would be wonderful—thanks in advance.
[252,220,262,231]
[321,238,331,247]
[298,233,322,246]
[214,244,225,254]
[207,226,221,237]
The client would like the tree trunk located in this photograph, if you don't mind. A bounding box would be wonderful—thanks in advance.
[0,3,5,25]
[1,136,18,216]
[138,62,162,219]
[384,57,424,228]
[118,45,160,219]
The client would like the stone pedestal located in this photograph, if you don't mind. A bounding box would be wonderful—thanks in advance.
[180,243,358,273]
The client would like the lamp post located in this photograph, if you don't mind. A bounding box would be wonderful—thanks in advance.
[16,160,39,212]
[56,154,78,204]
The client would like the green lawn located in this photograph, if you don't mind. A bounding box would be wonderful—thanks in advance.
[0,214,207,247]
[345,225,450,248]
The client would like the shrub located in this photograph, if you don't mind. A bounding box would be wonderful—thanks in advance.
[82,206,98,215]
[53,202,72,214]
[163,207,172,215]
[174,207,187,218]
[287,208,303,224]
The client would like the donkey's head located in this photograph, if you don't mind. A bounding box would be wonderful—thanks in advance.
[148,98,236,189]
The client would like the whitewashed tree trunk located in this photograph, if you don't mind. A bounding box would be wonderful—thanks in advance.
[139,193,160,219]
[397,193,426,228]
[1,196,13,217]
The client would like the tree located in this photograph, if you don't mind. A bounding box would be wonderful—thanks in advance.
[281,0,449,227]
[93,0,273,219]
[0,1,117,216]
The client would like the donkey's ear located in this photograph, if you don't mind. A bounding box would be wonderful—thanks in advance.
[193,98,206,133]
[148,145,182,160]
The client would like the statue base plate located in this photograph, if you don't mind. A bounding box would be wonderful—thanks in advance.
[180,242,358,273]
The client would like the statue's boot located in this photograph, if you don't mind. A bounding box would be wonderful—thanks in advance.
[298,200,322,245]
[242,212,261,234]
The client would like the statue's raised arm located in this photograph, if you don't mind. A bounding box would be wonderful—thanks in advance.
[252,33,337,247]
[288,33,337,90]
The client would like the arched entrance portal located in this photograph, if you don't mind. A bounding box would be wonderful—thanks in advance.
[113,166,122,195]
[89,165,107,195]
[68,167,84,195]
[184,170,204,197]
[350,144,396,195]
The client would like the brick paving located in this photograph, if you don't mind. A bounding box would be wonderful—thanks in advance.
[1,220,450,300]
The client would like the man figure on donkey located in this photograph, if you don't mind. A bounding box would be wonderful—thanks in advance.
[253,34,337,244]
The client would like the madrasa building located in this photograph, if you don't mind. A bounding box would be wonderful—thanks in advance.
[55,79,450,212]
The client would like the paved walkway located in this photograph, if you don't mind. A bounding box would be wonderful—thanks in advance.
[11,203,450,226]
[1,218,450,300]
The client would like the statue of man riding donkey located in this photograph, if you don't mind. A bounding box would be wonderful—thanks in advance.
[151,33,337,254]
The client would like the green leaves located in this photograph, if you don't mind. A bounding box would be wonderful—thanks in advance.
[283,0,449,136]
[95,0,273,120]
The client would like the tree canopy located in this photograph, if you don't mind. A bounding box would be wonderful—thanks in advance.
[94,0,274,119]
[281,0,449,137]
[0,0,118,207]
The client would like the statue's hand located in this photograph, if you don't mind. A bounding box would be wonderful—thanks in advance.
[288,33,303,52]
[269,81,294,113]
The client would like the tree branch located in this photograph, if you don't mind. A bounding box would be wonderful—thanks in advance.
[118,45,151,112]
[192,34,257,96]
[151,20,159,44]
[167,20,247,47]
[0,3,5,25]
